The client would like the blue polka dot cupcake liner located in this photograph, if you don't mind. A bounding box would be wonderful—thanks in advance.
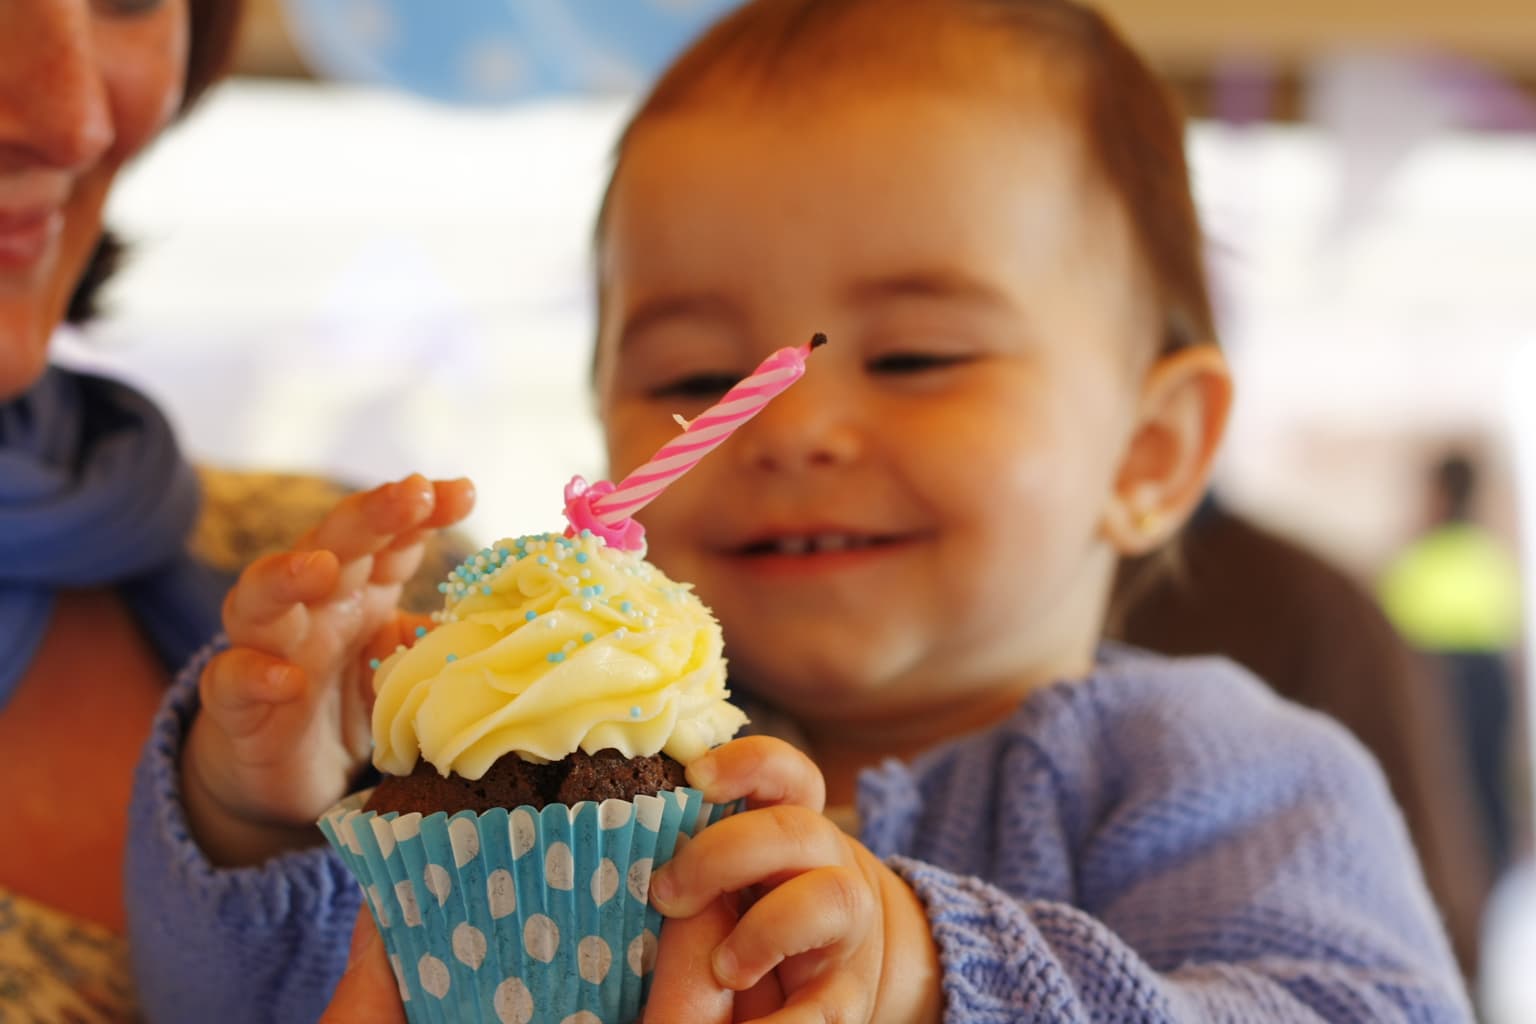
[319,786,737,1024]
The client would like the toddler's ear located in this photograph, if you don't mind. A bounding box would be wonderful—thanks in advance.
[1100,344,1232,555]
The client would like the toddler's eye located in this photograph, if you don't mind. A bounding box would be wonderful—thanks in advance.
[95,0,165,14]
[868,352,973,375]
[648,373,741,400]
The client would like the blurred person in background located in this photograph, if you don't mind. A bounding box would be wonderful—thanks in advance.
[1381,451,1525,879]
[1121,494,1494,981]
[0,3,466,1018]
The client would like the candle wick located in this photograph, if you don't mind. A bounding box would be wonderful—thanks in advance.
[810,332,829,349]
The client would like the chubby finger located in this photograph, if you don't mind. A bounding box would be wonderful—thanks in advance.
[650,806,848,918]
[685,736,825,812]
[422,476,475,528]
[223,550,340,641]
[320,911,407,1023]
[748,969,873,1024]
[643,896,738,1024]
[711,866,874,991]
[300,475,439,564]
[199,647,306,739]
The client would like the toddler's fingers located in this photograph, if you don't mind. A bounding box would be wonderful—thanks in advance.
[650,806,847,918]
[748,969,871,1024]
[300,475,438,564]
[368,543,427,587]
[199,648,306,739]
[643,896,738,1024]
[223,550,339,642]
[422,477,475,528]
[710,866,874,991]
[685,736,826,812]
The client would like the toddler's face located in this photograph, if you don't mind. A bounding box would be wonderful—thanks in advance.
[596,86,1154,720]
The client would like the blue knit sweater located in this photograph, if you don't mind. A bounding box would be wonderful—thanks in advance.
[127,644,1471,1022]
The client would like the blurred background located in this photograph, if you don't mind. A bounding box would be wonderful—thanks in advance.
[54,1,1535,1017]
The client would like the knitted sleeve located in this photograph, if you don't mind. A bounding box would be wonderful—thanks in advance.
[892,857,1469,1022]
[877,661,1474,1023]
[124,640,360,1024]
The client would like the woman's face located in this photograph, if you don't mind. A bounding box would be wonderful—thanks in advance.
[0,0,188,399]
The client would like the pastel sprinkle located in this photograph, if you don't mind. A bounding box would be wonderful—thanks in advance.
[525,611,538,621]
[446,654,458,663]
[582,632,595,643]
[629,706,642,719]
[575,553,588,564]
[368,658,381,670]
[620,601,633,614]
[482,585,493,595]
[548,652,566,663]
[415,626,428,638]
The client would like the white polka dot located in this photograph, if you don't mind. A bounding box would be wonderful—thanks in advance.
[449,817,481,867]
[577,936,612,984]
[342,818,364,855]
[453,922,487,970]
[635,796,664,832]
[390,954,410,1002]
[366,885,391,927]
[487,868,517,919]
[395,881,422,927]
[510,809,538,858]
[418,954,450,998]
[524,914,559,963]
[393,814,422,841]
[627,930,658,978]
[494,976,534,1024]
[590,859,619,906]
[371,817,398,858]
[598,799,632,830]
[545,842,575,890]
[626,858,653,903]
[560,1013,602,1024]
[423,863,453,905]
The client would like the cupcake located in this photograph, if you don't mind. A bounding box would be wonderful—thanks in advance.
[320,529,747,1024]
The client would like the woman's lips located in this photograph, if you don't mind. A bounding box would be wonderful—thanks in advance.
[0,208,63,269]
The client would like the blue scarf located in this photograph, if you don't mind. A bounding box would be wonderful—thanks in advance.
[0,367,225,708]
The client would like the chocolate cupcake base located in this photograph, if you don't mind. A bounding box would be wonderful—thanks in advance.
[363,748,688,816]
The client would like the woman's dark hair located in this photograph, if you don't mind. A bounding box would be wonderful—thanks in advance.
[67,0,246,323]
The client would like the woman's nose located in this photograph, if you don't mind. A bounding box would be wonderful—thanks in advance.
[0,2,115,172]
[730,360,863,474]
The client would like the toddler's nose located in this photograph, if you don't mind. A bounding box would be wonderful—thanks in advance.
[0,3,116,173]
[731,363,862,473]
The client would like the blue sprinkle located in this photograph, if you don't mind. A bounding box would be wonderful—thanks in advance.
[575,552,588,564]
[446,654,458,663]
[525,610,537,622]
[482,585,493,595]
[548,652,566,663]
[368,658,381,670]
[498,547,510,558]
[629,706,642,719]
[582,632,595,643]
[537,555,549,566]
[580,529,593,538]
[415,626,428,638]
[620,601,633,614]
[437,582,448,593]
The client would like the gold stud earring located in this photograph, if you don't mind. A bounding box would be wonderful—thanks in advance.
[1135,506,1163,537]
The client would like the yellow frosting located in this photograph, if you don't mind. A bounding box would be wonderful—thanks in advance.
[371,532,747,779]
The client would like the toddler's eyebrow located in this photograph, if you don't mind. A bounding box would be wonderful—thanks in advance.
[845,270,1012,311]
[617,292,742,350]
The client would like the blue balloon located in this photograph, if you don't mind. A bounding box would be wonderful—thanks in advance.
[280,0,742,105]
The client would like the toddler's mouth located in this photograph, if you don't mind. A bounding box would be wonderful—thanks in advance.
[734,532,911,557]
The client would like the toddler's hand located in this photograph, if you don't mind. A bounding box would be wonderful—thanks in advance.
[644,737,942,1024]
[182,474,474,865]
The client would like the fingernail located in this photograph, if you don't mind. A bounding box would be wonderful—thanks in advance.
[711,944,738,987]
[649,867,676,909]
[290,551,321,575]
[265,663,296,691]
[685,756,716,791]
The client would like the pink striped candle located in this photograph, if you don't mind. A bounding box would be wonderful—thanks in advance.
[564,333,826,549]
